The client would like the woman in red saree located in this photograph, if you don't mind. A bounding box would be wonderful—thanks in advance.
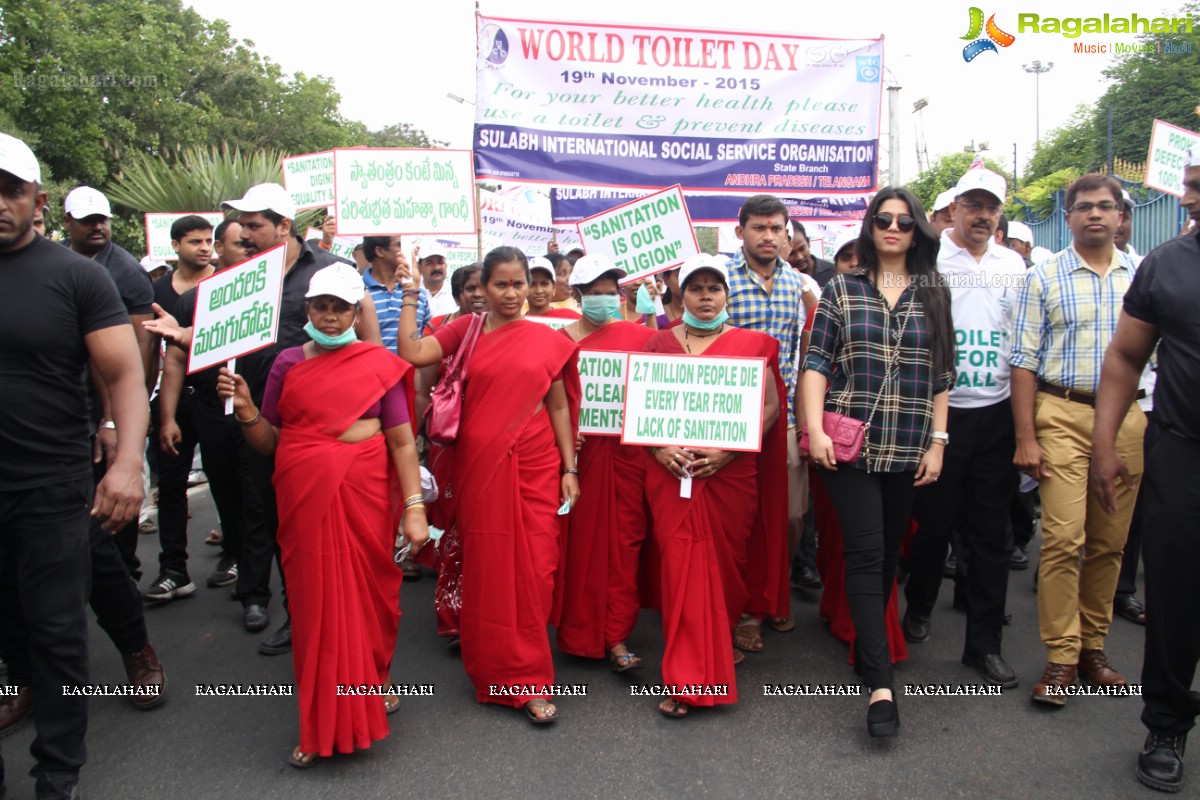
[398,246,581,725]
[527,256,581,320]
[642,254,786,718]
[553,255,654,670]
[217,264,428,767]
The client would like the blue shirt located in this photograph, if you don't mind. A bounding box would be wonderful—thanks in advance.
[363,267,430,351]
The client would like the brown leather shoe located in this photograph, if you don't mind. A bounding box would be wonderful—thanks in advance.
[122,643,166,710]
[0,686,32,738]
[1078,648,1127,687]
[1031,662,1077,706]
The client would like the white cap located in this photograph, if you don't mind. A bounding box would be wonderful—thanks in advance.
[528,256,555,279]
[933,189,957,213]
[222,183,296,221]
[305,263,365,305]
[832,228,860,259]
[1006,220,1034,244]
[678,253,730,288]
[64,186,112,220]
[569,253,626,286]
[953,168,1007,205]
[139,256,168,273]
[1121,189,1135,209]
[1030,246,1053,266]
[1187,149,1200,168]
[420,246,448,262]
[0,133,40,183]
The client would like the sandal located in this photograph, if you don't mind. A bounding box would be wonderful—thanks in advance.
[204,530,222,546]
[138,520,157,535]
[734,615,764,653]
[524,699,557,725]
[767,613,796,633]
[658,698,689,718]
[447,636,461,652]
[288,746,320,769]
[733,648,745,666]
[1116,596,1147,625]
[383,681,400,714]
[608,645,643,673]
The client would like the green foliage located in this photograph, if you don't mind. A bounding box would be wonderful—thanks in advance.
[1024,107,1105,184]
[908,152,1012,213]
[1015,168,1080,218]
[361,123,449,149]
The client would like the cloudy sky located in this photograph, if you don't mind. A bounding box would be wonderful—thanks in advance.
[189,0,1192,183]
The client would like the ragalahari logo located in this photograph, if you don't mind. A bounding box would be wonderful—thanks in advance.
[961,8,1016,61]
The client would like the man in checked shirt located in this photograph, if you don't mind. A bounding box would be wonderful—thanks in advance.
[725,194,814,650]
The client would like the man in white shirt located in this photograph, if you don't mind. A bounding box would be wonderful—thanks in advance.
[420,247,458,317]
[903,167,1028,688]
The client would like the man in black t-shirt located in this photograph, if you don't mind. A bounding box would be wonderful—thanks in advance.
[1090,155,1200,795]
[0,133,148,800]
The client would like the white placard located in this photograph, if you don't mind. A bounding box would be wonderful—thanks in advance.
[577,185,700,285]
[577,350,627,436]
[144,212,225,262]
[332,148,477,236]
[1145,119,1200,198]
[525,315,573,330]
[304,227,361,264]
[282,151,336,211]
[188,244,286,373]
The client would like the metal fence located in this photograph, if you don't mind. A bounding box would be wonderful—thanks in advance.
[1021,180,1188,257]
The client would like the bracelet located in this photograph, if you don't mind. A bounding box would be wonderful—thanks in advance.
[401,301,419,308]
[563,467,579,475]
[401,288,421,297]
[405,503,426,512]
[236,409,261,426]
[930,440,947,447]
[99,420,117,431]
[402,494,425,509]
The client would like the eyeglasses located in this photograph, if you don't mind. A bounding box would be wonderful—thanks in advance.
[1069,201,1120,214]
[873,213,917,233]
[958,199,1002,216]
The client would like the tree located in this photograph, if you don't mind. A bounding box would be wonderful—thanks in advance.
[363,123,448,149]
[908,151,1011,214]
[1023,106,1105,185]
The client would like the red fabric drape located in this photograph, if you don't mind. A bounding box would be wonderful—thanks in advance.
[552,322,654,659]
[272,343,411,756]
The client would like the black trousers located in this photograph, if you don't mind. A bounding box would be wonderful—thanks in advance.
[0,478,92,790]
[153,394,199,579]
[191,400,265,574]
[1010,485,1037,550]
[1117,414,1159,602]
[821,465,916,692]
[906,400,1018,657]
[242,449,286,610]
[87,457,149,656]
[1140,427,1200,736]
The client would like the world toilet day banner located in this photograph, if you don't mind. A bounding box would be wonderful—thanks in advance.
[475,15,882,193]
[576,185,699,285]
[144,212,226,262]
[188,243,286,374]
[551,187,870,223]
[622,354,766,451]
[332,148,478,237]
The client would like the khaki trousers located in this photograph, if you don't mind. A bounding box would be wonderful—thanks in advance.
[1035,392,1145,663]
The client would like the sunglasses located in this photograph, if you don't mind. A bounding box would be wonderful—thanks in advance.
[873,213,917,233]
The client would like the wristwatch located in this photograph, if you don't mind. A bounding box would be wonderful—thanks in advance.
[99,420,117,431]
[930,431,949,445]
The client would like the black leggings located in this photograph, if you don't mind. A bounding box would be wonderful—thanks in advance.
[821,465,916,692]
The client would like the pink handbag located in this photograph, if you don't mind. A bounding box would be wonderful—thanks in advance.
[799,411,866,463]
[425,313,485,446]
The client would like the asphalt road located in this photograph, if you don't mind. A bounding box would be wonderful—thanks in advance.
[1,485,1170,800]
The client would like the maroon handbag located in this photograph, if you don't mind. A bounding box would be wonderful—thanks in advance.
[425,313,485,446]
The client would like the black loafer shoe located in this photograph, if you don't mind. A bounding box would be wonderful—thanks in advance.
[1137,732,1186,793]
[259,619,292,656]
[963,652,1019,689]
[795,566,822,591]
[1010,546,1029,570]
[243,604,269,632]
[901,612,930,643]
[867,698,899,738]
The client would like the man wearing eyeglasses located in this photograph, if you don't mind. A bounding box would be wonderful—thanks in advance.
[1010,173,1147,706]
[903,168,1027,689]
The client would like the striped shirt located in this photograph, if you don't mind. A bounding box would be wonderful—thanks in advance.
[364,267,431,352]
[802,272,953,473]
[727,250,806,426]
[1009,245,1135,394]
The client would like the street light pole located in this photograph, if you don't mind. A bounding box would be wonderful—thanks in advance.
[1022,61,1054,148]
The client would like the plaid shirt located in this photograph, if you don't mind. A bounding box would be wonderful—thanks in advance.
[1010,245,1135,394]
[727,250,806,426]
[364,268,431,351]
[802,272,953,473]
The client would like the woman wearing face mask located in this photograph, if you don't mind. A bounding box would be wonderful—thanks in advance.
[526,256,581,319]
[553,255,655,671]
[641,254,787,718]
[217,264,428,767]
[398,246,582,725]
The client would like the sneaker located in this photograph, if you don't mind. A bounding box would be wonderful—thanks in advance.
[144,573,196,602]
[206,557,238,588]
[187,470,208,486]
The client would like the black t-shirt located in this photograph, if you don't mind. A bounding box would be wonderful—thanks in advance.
[93,241,154,315]
[170,287,224,405]
[153,272,182,317]
[0,236,130,490]
[1123,229,1200,440]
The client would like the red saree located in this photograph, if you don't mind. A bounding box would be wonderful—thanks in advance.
[643,327,787,706]
[272,343,412,756]
[434,315,581,706]
[553,321,654,659]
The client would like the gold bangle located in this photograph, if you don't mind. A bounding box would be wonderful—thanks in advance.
[236,409,261,426]
[403,494,425,509]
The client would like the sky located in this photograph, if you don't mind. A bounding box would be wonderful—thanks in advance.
[188,0,1191,185]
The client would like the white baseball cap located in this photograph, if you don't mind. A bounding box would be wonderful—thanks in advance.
[0,133,40,183]
[222,183,296,221]
[569,253,627,286]
[139,256,168,273]
[1186,149,1200,168]
[678,253,730,288]
[1006,220,1034,244]
[64,186,112,220]
[832,228,860,260]
[933,189,957,214]
[420,246,448,262]
[954,169,1007,205]
[528,256,556,280]
[1030,246,1053,265]
[1121,189,1135,210]
[305,263,365,305]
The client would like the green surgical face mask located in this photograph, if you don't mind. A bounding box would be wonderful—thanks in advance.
[304,320,357,349]
[580,294,621,324]
[682,309,729,330]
